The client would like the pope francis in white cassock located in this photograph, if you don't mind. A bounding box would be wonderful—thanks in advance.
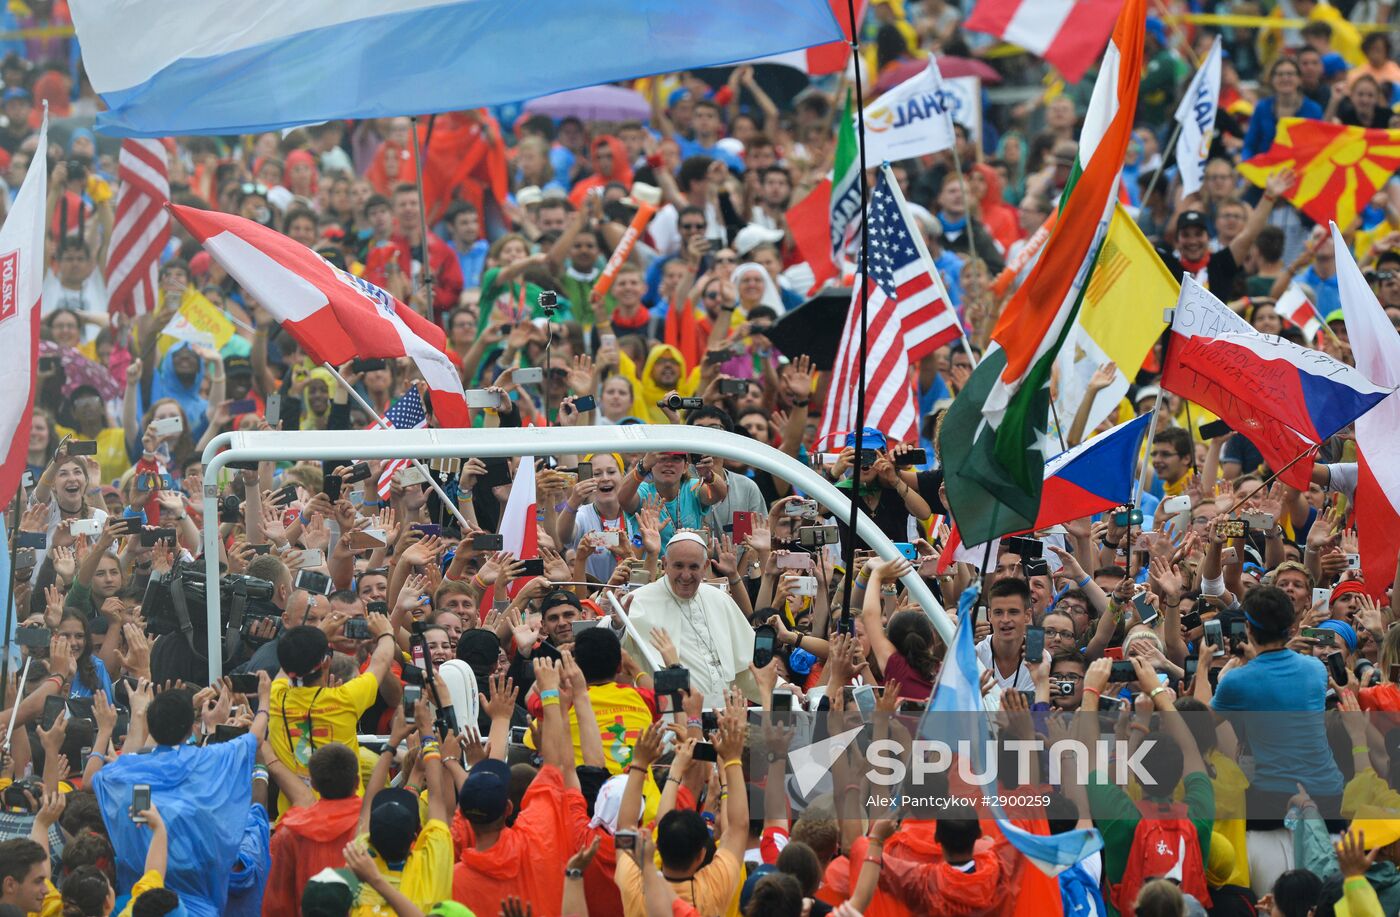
[623,532,758,705]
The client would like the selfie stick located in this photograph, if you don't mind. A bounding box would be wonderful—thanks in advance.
[321,363,471,531]
[2,656,32,754]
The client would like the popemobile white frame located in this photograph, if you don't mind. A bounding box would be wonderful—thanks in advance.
[199,425,951,684]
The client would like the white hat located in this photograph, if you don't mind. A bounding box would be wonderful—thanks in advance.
[732,223,786,256]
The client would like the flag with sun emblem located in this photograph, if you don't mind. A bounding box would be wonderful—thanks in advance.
[1239,118,1400,229]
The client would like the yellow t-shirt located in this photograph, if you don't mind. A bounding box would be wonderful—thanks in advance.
[526,681,656,774]
[268,672,379,814]
[116,870,164,917]
[350,819,454,917]
[55,424,131,488]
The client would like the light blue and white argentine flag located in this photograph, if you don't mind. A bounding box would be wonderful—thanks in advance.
[920,584,1104,877]
[71,0,844,137]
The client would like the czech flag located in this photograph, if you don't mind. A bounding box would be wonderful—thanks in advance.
[938,413,1151,570]
[1163,276,1392,489]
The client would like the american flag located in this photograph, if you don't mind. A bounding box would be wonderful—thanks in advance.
[105,139,170,317]
[817,166,963,447]
[375,387,428,499]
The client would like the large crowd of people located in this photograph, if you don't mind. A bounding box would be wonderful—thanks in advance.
[2,2,1400,917]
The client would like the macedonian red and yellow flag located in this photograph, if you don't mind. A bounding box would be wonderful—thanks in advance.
[1240,118,1400,229]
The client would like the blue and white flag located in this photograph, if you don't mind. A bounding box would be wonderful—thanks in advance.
[70,0,844,137]
[920,585,1105,878]
[861,58,959,163]
[1173,36,1222,196]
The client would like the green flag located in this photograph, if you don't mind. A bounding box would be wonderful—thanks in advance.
[829,88,861,265]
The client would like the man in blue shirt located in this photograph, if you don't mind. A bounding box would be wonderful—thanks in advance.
[674,100,745,172]
[444,201,489,290]
[1212,585,1345,819]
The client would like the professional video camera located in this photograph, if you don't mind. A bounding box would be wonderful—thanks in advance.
[145,561,274,686]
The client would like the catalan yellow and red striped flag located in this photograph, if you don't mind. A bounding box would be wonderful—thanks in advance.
[1239,118,1400,229]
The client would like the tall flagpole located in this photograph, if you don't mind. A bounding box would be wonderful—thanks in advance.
[321,363,472,532]
[409,114,437,315]
[840,0,872,632]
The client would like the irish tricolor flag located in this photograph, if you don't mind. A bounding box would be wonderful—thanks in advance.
[940,0,1145,546]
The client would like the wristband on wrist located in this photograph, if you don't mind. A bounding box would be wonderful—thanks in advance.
[540,688,561,701]
[722,758,742,770]
[1130,722,1151,734]
[686,717,703,729]
[1083,686,1101,698]
[1076,575,1091,588]
[1352,745,1369,757]
[1149,686,1167,699]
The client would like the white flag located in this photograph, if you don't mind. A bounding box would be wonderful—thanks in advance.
[0,111,46,509]
[860,59,958,163]
[1173,36,1222,196]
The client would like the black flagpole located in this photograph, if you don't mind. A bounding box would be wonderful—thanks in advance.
[839,0,872,632]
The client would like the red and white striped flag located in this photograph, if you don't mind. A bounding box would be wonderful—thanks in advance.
[105,139,170,317]
[816,166,962,447]
[479,456,539,607]
[965,0,1125,83]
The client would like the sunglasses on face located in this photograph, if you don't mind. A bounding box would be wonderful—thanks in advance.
[240,183,268,196]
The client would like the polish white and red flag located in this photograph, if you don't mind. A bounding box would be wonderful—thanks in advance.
[167,203,469,427]
[965,0,1125,83]
[0,115,48,509]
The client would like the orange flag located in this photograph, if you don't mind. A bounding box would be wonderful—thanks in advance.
[1239,118,1400,229]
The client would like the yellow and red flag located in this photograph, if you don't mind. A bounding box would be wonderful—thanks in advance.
[1239,118,1400,229]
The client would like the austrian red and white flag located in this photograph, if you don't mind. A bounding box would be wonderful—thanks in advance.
[0,115,47,509]
[168,204,469,427]
[965,0,1125,83]
[1332,222,1400,597]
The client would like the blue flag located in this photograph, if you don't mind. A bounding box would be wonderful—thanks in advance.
[920,592,1104,877]
[71,0,845,137]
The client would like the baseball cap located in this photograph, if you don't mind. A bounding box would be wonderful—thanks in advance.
[1178,210,1209,232]
[732,223,785,256]
[1133,385,1161,405]
[224,355,253,377]
[2,87,30,103]
[541,588,582,612]
[369,787,422,859]
[300,867,358,917]
[1322,52,1348,78]
[458,758,512,824]
[455,628,501,678]
[843,427,888,451]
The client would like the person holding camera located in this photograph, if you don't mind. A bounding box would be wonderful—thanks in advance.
[618,450,727,545]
